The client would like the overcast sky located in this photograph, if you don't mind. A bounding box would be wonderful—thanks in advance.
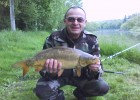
[82,0,140,21]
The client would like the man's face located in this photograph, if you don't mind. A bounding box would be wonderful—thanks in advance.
[64,8,87,37]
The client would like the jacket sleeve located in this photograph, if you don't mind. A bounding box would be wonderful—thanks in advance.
[43,34,55,49]
[40,34,59,79]
[85,34,103,80]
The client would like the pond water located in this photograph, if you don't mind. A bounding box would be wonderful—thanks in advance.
[94,29,131,35]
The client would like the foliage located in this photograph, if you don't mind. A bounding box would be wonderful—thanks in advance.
[0,0,82,31]
[100,20,122,29]
[65,0,82,7]
[14,0,38,30]
[0,31,140,100]
[85,22,101,31]
[96,32,140,65]
[0,0,10,30]
[121,13,140,31]
[86,19,123,31]
[85,13,140,33]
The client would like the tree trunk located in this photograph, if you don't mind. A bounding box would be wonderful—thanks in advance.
[9,0,16,31]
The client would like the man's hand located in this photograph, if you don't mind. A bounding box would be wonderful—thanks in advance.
[88,61,101,72]
[45,59,62,73]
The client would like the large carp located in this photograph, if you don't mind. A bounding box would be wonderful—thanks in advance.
[12,47,99,77]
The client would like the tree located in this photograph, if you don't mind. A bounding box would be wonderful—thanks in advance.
[9,0,16,31]
[1,0,83,31]
[0,0,10,30]
[121,13,140,31]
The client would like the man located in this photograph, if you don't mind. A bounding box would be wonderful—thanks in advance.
[34,6,109,100]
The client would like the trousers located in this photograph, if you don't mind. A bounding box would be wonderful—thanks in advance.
[34,77,109,100]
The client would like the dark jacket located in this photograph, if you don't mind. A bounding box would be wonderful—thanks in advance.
[40,28,103,80]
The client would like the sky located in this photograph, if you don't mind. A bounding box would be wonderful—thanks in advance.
[82,0,140,21]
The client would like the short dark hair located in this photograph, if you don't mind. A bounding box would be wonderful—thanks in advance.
[64,6,86,19]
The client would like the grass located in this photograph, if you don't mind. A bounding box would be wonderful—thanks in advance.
[0,30,140,100]
[97,33,140,64]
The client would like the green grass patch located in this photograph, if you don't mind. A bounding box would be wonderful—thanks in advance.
[0,31,140,100]
[98,33,140,64]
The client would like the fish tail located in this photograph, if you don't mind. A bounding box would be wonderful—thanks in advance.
[11,60,29,77]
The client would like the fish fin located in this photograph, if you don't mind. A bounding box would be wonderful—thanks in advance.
[93,56,100,64]
[58,69,64,77]
[79,58,87,67]
[35,66,43,72]
[12,61,29,77]
[22,64,29,77]
[76,68,81,77]
[34,60,44,66]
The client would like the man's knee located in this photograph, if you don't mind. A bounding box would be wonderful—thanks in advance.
[34,80,54,99]
[94,78,109,95]
[34,78,64,100]
[34,88,64,100]
[82,78,109,96]
[97,80,109,95]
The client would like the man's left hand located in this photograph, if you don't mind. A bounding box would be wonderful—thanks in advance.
[88,64,101,72]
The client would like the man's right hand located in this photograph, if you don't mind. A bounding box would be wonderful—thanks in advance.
[45,59,62,74]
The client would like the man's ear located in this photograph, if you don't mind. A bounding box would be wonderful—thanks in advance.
[64,19,66,24]
[84,20,87,27]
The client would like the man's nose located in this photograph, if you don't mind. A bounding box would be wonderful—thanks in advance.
[73,19,79,24]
